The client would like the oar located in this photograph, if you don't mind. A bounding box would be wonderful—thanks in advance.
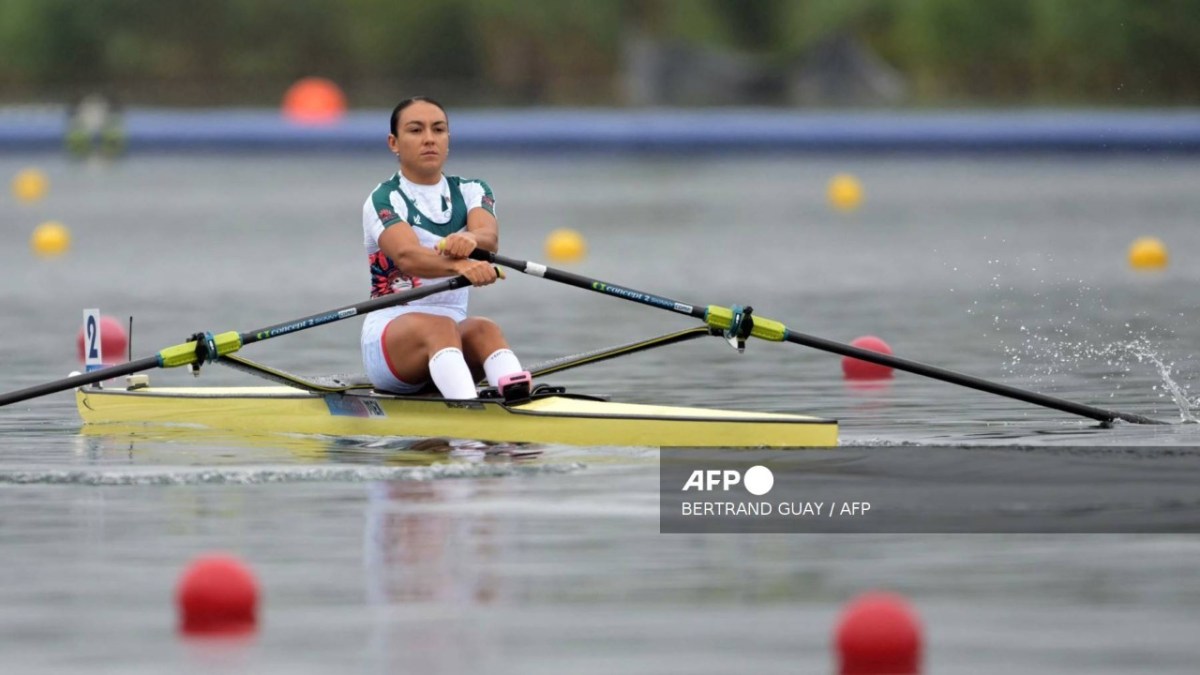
[466,249,1165,426]
[0,275,475,408]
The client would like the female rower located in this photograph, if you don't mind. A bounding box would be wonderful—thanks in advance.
[359,96,529,399]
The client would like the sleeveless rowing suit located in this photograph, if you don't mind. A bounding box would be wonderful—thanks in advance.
[359,172,495,392]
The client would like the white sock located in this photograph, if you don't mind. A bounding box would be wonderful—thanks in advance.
[428,347,477,399]
[483,348,524,387]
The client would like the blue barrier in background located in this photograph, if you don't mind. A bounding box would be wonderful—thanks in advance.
[3,107,1200,154]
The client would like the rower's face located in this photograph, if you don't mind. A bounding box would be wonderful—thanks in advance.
[389,102,449,174]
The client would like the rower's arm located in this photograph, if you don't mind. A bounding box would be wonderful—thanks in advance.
[464,207,498,252]
[443,179,498,255]
[444,179,498,254]
[379,222,487,279]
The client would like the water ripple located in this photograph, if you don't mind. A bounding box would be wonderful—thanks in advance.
[0,462,585,486]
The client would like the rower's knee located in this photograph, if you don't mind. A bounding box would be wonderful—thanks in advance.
[420,316,462,350]
[460,317,509,351]
[458,317,509,363]
[459,317,502,342]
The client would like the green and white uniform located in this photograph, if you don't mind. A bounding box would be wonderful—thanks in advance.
[360,172,495,391]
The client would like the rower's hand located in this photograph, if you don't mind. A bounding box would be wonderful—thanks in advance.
[454,259,499,286]
[438,232,477,259]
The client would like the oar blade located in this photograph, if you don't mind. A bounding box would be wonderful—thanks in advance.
[0,356,161,408]
[781,331,1167,425]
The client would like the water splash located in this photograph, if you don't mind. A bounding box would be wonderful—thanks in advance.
[1003,330,1197,423]
[1128,344,1198,424]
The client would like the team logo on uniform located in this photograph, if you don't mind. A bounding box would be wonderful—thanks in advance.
[389,274,417,292]
[368,251,422,298]
[378,208,395,221]
[481,195,495,212]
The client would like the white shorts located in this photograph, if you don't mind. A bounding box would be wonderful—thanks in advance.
[361,305,468,394]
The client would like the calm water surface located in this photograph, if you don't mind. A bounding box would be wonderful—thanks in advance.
[2,153,1200,673]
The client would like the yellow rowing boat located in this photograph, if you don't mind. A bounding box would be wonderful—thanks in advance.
[76,383,837,448]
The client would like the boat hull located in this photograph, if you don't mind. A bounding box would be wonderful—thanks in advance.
[76,385,837,448]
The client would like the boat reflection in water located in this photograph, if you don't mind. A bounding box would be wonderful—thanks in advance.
[75,423,543,467]
[362,476,515,672]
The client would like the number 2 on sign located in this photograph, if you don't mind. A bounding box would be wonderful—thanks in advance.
[84,308,102,371]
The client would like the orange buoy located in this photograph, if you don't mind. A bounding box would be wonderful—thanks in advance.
[282,77,347,125]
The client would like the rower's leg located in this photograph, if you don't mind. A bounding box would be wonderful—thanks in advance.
[382,313,476,399]
[459,317,525,387]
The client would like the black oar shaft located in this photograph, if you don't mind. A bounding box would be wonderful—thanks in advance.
[239,276,471,346]
[0,357,160,407]
[0,275,474,408]
[478,251,707,320]
[782,331,1163,425]
[472,249,1163,426]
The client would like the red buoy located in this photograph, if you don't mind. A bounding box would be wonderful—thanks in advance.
[835,591,922,674]
[176,554,259,636]
[842,336,894,380]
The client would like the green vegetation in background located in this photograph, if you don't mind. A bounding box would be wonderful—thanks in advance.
[1,0,1197,106]
[892,0,1200,103]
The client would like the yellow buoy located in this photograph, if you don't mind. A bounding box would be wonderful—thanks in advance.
[12,168,49,203]
[544,228,587,263]
[30,221,71,258]
[1128,236,1167,270]
[827,173,863,212]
